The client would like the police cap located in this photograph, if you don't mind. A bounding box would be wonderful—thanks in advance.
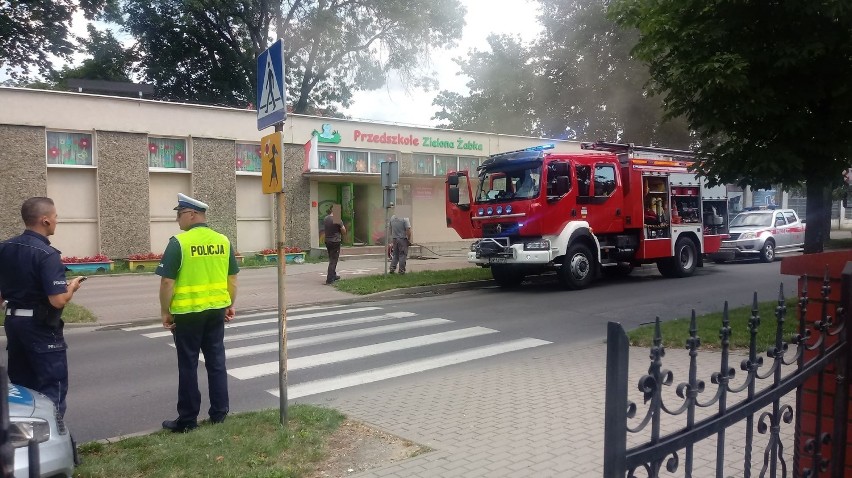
[174,193,208,212]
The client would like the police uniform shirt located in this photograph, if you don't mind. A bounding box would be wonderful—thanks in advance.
[0,230,68,307]
[155,224,240,280]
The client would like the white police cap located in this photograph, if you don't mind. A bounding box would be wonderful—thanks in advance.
[174,193,208,212]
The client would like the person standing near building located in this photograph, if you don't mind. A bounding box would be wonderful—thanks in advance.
[157,193,239,432]
[389,213,412,274]
[323,206,346,284]
[0,197,85,418]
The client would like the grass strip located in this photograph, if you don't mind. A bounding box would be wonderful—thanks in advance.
[75,405,345,478]
[333,267,492,295]
[626,297,800,351]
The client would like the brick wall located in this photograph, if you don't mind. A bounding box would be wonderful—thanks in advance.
[781,252,852,477]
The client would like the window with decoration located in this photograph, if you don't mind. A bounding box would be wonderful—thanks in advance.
[458,156,479,174]
[235,143,262,172]
[413,154,434,175]
[435,155,457,176]
[340,150,369,173]
[317,150,338,170]
[148,137,188,169]
[369,153,396,173]
[46,131,93,166]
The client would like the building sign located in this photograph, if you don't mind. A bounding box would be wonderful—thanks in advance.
[354,129,420,146]
[352,129,483,151]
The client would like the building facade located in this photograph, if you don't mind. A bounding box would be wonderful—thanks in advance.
[0,87,583,258]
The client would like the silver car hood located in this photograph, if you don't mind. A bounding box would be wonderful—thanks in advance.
[7,383,36,418]
[729,225,768,234]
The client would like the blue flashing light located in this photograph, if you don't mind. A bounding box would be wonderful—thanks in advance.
[487,207,493,215]
[478,207,484,216]
[496,206,503,214]
[524,143,555,152]
[505,205,512,214]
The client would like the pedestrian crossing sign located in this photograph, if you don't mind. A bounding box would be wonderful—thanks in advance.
[256,39,287,131]
[261,132,284,194]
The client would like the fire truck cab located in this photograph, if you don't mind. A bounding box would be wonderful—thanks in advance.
[445,142,728,289]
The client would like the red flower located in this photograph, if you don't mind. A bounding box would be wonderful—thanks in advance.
[128,252,163,260]
[149,143,158,153]
[79,138,90,149]
[49,147,59,158]
[175,152,185,162]
[236,159,243,167]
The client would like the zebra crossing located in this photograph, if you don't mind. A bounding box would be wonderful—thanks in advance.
[122,304,551,400]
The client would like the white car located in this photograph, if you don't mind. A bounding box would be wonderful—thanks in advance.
[713,208,806,263]
[7,383,75,478]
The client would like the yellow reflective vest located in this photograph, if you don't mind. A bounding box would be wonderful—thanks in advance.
[170,227,232,314]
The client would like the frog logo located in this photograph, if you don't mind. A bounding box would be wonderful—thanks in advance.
[312,123,342,144]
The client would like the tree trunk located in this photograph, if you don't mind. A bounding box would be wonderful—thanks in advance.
[803,180,831,253]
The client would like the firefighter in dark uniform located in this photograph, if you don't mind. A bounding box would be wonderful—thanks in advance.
[0,197,85,418]
[157,193,239,432]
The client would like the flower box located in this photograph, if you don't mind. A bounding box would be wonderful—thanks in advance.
[62,254,113,273]
[63,261,114,273]
[127,253,163,272]
[235,255,244,265]
[258,253,278,263]
[285,252,306,264]
[128,259,161,271]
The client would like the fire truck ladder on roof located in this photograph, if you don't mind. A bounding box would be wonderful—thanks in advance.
[580,141,695,159]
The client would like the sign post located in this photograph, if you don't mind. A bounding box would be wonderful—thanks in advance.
[381,161,399,275]
[258,39,288,427]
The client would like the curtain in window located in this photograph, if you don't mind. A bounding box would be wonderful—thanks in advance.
[47,132,93,165]
[148,138,187,168]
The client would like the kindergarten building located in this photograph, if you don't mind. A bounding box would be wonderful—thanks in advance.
[0,87,585,258]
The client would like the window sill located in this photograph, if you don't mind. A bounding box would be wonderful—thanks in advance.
[47,163,96,169]
[149,168,191,174]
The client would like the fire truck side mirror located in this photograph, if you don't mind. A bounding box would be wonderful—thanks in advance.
[447,174,459,186]
[448,187,460,204]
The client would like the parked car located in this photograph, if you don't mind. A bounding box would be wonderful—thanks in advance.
[712,208,805,263]
[8,383,74,478]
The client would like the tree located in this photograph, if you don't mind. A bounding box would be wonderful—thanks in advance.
[432,35,539,135]
[432,0,690,147]
[119,0,465,113]
[48,24,138,89]
[611,0,852,253]
[0,0,113,78]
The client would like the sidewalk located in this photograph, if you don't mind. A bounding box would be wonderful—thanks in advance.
[71,254,477,326]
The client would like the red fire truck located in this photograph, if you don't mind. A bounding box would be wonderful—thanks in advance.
[445,141,729,289]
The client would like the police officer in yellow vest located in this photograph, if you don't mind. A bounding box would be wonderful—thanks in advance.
[157,193,239,432]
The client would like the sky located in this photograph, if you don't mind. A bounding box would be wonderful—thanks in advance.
[344,0,542,127]
[52,0,542,127]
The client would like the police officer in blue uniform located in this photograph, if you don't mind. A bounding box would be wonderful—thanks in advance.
[157,193,239,432]
[0,197,85,418]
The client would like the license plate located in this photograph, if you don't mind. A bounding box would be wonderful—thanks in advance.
[488,257,508,264]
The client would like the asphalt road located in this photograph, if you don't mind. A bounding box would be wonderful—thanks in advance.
[9,260,799,442]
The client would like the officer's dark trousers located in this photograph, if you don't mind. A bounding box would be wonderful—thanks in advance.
[172,308,229,424]
[390,238,409,273]
[326,240,341,283]
[4,316,68,417]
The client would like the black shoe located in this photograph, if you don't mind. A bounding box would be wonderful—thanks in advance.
[210,415,227,424]
[334,275,341,281]
[399,271,406,275]
[162,419,197,433]
[389,270,396,274]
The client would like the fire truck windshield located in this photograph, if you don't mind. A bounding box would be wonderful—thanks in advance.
[476,163,542,202]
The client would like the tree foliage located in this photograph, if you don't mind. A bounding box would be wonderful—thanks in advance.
[119,0,465,113]
[0,0,111,78]
[432,35,539,135]
[611,0,852,252]
[432,0,690,147]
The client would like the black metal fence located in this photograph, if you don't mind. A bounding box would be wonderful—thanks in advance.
[603,266,850,477]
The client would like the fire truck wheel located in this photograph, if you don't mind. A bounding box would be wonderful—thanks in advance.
[559,243,596,290]
[759,240,775,263]
[491,265,525,288]
[658,237,698,278]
